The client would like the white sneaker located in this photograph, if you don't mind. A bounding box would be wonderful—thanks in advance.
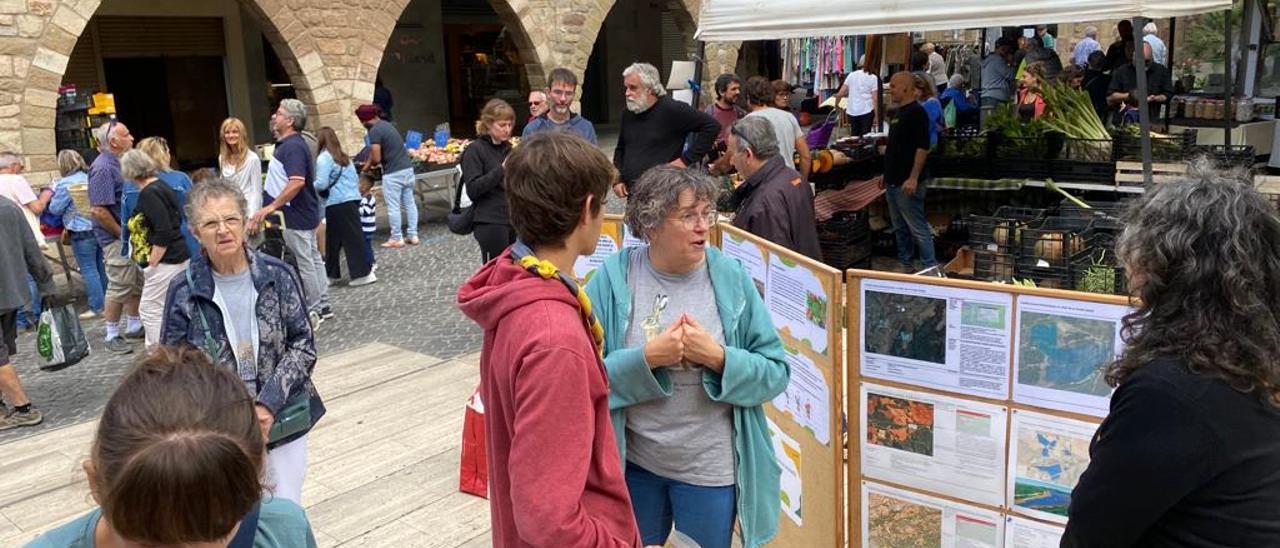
[78,310,100,320]
[350,273,378,286]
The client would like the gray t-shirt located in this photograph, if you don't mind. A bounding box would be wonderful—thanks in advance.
[367,120,413,174]
[745,108,803,170]
[212,268,258,386]
[623,248,735,486]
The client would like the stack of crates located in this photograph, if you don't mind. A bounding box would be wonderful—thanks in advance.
[817,210,872,270]
[967,206,1046,283]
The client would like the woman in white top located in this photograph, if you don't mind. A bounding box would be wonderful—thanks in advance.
[218,117,263,215]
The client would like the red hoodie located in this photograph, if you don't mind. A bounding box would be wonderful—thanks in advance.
[456,250,640,548]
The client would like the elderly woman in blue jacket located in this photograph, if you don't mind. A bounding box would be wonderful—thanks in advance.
[159,178,324,506]
[585,166,790,548]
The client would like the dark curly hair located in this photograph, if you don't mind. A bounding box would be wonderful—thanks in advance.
[1108,158,1280,404]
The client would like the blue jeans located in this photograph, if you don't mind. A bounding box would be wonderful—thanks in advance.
[381,168,418,241]
[17,276,39,328]
[884,184,937,267]
[70,231,106,313]
[363,233,375,266]
[625,463,736,548]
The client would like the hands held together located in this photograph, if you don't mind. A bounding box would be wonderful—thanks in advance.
[643,314,725,373]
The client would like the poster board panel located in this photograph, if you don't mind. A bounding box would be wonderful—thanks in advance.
[847,269,1126,544]
[716,223,843,548]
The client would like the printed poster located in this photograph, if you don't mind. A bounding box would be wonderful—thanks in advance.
[770,345,831,445]
[860,383,1008,506]
[1004,515,1066,548]
[621,223,646,248]
[1013,296,1129,417]
[573,222,623,282]
[766,418,803,527]
[721,231,768,297]
[861,481,1003,548]
[766,253,829,355]
[1006,409,1100,524]
[861,278,1014,400]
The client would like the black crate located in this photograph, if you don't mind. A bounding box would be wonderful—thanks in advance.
[973,249,1016,282]
[817,210,871,241]
[871,229,897,257]
[968,206,1047,254]
[1115,130,1196,162]
[1070,246,1127,295]
[931,156,993,179]
[1059,138,1115,163]
[1016,264,1073,290]
[1050,160,1116,184]
[1018,217,1093,269]
[1195,144,1257,169]
[991,135,1051,160]
[820,234,873,271]
[992,159,1054,180]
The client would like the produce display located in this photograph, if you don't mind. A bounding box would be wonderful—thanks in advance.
[408,138,470,166]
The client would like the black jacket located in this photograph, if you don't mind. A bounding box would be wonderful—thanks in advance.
[462,137,513,225]
[613,96,720,188]
[729,156,822,261]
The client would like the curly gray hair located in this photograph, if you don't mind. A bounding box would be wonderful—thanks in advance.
[279,98,307,131]
[119,150,158,181]
[625,166,720,240]
[623,63,667,97]
[185,178,248,226]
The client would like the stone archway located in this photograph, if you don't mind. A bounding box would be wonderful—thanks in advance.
[11,0,335,184]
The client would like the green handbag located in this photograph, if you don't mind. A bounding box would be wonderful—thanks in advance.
[186,266,312,446]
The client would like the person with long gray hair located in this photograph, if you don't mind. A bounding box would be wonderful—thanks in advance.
[120,150,190,347]
[612,62,720,197]
[162,178,324,506]
[584,166,789,548]
[1062,160,1280,546]
[250,99,332,327]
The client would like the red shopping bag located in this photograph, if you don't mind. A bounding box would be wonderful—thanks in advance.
[459,388,488,498]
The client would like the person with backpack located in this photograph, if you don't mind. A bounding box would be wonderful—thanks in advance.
[48,150,107,320]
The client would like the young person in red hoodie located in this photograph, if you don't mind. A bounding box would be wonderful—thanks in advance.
[457,132,641,547]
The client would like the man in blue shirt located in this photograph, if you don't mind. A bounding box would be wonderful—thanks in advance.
[250,98,332,326]
[87,120,142,354]
[521,67,598,145]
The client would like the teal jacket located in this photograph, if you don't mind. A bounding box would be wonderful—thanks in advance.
[585,246,789,548]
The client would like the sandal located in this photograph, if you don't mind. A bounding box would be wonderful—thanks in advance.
[381,239,406,249]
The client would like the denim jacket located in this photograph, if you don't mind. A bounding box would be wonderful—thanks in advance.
[47,171,93,232]
[160,250,325,444]
[314,150,360,207]
[585,246,790,548]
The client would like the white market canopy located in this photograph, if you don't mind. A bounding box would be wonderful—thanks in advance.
[695,0,1234,41]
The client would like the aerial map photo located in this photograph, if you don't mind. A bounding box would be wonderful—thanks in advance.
[1017,311,1116,397]
[866,393,935,457]
[1012,427,1091,518]
[867,491,943,548]
[864,291,948,364]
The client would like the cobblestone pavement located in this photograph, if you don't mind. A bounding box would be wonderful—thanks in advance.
[0,222,489,443]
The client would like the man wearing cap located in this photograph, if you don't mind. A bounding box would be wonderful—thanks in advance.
[357,104,418,248]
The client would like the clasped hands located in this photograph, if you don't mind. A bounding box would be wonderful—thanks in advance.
[642,314,726,373]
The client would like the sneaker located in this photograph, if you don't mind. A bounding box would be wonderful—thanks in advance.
[78,310,100,320]
[123,328,144,340]
[381,240,405,249]
[104,337,133,355]
[371,263,378,273]
[319,306,335,320]
[350,273,378,287]
[308,310,324,330]
[0,408,43,430]
[406,236,420,245]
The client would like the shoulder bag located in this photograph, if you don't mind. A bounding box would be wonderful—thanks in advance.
[446,173,475,235]
[185,266,312,447]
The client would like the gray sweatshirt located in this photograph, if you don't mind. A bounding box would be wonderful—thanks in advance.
[0,198,52,312]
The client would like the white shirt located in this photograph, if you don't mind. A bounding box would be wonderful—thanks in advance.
[928,52,948,86]
[844,70,879,117]
[745,108,803,170]
[0,173,36,208]
[220,151,263,216]
[1144,34,1167,66]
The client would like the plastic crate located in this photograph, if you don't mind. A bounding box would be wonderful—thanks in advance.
[973,249,1016,282]
[1016,264,1072,290]
[820,234,873,270]
[1115,130,1196,162]
[1050,160,1116,184]
[1071,246,1128,295]
[992,159,1054,180]
[1194,144,1256,169]
[1018,217,1093,269]
[1058,138,1115,162]
[991,135,1051,160]
[968,206,1047,255]
[817,210,871,240]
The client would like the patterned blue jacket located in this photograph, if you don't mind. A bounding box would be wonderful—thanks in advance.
[160,250,325,444]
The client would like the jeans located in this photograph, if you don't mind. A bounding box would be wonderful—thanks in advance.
[363,233,375,266]
[885,184,937,267]
[625,463,737,548]
[381,168,418,241]
[70,231,106,313]
[282,228,331,314]
[17,276,39,329]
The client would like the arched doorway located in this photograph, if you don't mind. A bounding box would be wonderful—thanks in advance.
[377,0,543,138]
[581,0,697,125]
[48,0,320,170]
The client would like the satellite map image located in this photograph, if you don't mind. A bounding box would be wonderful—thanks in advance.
[1012,426,1091,517]
[865,291,948,364]
[866,393,935,457]
[867,491,942,548]
[1017,311,1116,397]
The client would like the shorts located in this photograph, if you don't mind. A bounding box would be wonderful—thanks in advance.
[1,309,16,366]
[103,240,144,302]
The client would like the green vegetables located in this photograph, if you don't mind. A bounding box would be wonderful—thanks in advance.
[1076,251,1118,294]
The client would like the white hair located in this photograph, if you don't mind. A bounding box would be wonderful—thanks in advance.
[0,152,21,170]
[278,98,307,131]
[1085,26,1098,38]
[1143,22,1158,35]
[94,122,111,152]
[623,63,666,97]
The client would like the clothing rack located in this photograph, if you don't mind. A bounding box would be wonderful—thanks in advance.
[780,36,866,92]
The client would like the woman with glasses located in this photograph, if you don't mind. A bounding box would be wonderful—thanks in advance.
[584,166,790,548]
[726,117,822,261]
[160,178,324,506]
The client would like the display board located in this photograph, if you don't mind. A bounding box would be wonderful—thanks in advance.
[716,223,844,548]
[848,269,1132,547]
[574,214,639,283]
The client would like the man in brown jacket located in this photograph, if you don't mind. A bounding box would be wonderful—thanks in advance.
[726,116,822,261]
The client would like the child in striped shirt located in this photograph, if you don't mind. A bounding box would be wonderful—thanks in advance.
[359,174,378,270]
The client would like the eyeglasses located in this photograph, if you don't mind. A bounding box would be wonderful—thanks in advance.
[199,215,244,232]
[671,208,717,229]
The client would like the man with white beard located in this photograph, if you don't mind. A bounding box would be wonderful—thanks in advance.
[611,62,719,198]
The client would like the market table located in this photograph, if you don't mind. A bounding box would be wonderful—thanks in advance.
[1168,118,1274,159]
[412,164,462,215]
